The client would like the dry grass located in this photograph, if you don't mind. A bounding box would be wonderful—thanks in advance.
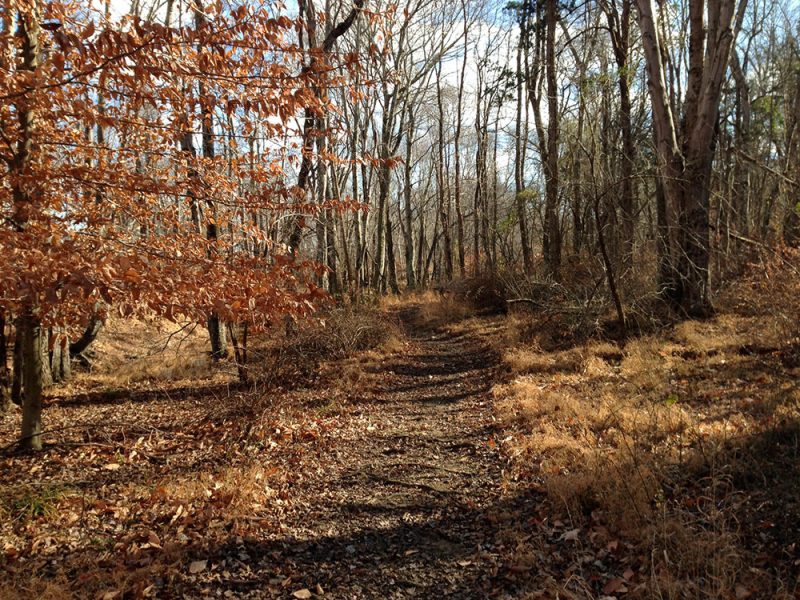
[53,303,403,402]
[0,578,76,600]
[383,289,475,327]
[492,255,800,598]
[418,294,473,326]
[65,318,229,393]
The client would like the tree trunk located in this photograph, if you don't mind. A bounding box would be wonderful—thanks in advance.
[70,316,103,357]
[371,95,392,290]
[200,75,227,357]
[20,312,43,451]
[603,0,637,267]
[453,14,468,277]
[48,329,71,383]
[11,318,23,406]
[636,0,740,317]
[782,66,800,245]
[0,312,9,412]
[403,107,416,288]
[543,0,561,280]
[514,38,533,273]
[385,173,400,294]
[12,2,43,448]
[435,67,453,280]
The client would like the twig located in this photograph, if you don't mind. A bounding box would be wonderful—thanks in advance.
[728,232,800,277]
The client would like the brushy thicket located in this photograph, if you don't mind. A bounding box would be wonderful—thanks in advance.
[426,245,669,350]
[296,305,400,358]
[409,247,800,597]
[246,304,402,388]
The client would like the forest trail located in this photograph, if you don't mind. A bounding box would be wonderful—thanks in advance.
[198,306,523,598]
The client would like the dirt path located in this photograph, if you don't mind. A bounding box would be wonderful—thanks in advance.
[194,307,526,598]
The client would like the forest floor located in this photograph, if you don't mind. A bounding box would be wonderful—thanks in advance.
[0,304,564,599]
[2,272,799,599]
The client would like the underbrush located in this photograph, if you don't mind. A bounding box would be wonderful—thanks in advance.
[493,252,800,598]
[0,301,406,598]
[66,319,223,391]
[54,304,402,402]
[244,304,403,394]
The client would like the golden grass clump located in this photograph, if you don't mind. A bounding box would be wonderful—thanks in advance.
[69,318,224,390]
[417,294,473,327]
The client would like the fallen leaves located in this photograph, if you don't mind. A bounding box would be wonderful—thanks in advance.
[189,559,207,574]
[562,528,580,542]
[0,380,332,597]
[602,577,627,594]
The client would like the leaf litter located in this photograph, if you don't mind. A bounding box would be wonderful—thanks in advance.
[0,305,666,598]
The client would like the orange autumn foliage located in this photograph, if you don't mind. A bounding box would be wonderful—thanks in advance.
[0,0,363,331]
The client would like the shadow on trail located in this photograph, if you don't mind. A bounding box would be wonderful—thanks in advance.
[166,485,548,599]
[162,304,528,597]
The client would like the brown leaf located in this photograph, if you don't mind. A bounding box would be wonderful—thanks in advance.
[146,530,162,548]
[292,589,312,599]
[735,585,752,599]
[602,578,626,594]
[562,528,580,541]
[189,560,207,574]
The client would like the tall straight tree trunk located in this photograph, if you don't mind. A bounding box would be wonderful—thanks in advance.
[385,190,400,294]
[371,93,392,290]
[19,312,43,450]
[372,148,389,289]
[514,38,533,273]
[289,0,364,259]
[327,166,344,295]
[473,72,484,275]
[12,1,43,450]
[543,0,561,279]
[315,114,333,292]
[194,0,226,358]
[435,66,453,280]
[453,9,468,277]
[472,126,482,274]
[0,312,9,412]
[490,109,500,268]
[729,50,752,245]
[571,80,586,254]
[11,317,23,406]
[603,0,636,267]
[359,152,370,287]
[476,97,494,273]
[416,198,427,282]
[403,108,416,288]
[784,67,800,245]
